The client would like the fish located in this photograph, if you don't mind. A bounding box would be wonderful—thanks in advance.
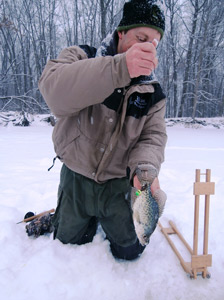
[131,185,166,246]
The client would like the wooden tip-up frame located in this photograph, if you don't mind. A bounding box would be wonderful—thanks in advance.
[159,169,215,279]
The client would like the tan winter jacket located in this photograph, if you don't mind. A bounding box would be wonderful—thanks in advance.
[38,45,167,183]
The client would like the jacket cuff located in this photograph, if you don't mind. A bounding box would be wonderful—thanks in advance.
[112,53,131,88]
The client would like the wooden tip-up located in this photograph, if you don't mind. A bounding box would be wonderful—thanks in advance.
[159,169,214,279]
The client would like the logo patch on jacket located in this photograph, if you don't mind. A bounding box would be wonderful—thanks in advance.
[129,95,147,109]
[127,93,149,118]
[126,85,166,119]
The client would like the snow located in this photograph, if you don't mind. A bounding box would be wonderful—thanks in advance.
[0,118,224,300]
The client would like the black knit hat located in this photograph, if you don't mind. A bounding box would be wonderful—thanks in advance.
[117,0,165,38]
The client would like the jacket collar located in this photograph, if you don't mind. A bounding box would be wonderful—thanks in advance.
[96,31,118,57]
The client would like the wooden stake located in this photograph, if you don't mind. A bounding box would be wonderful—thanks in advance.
[202,169,212,277]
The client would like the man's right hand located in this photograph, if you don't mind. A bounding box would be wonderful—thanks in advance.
[125,40,158,78]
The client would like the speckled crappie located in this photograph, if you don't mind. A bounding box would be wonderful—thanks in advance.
[131,185,160,246]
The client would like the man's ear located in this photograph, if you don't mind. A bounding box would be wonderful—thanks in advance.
[117,31,123,40]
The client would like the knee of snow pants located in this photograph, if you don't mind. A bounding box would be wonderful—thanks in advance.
[110,239,146,260]
[52,164,139,249]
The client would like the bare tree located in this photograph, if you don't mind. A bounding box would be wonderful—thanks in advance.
[0,0,223,117]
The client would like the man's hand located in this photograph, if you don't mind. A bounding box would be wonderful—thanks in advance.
[126,40,158,78]
[133,175,160,195]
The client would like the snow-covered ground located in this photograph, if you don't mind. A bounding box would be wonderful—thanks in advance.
[0,118,224,300]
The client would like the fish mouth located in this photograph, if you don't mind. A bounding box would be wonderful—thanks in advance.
[141,234,150,246]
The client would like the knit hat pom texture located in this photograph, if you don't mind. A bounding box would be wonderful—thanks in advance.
[117,0,165,38]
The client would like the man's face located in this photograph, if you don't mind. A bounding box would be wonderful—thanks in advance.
[117,27,161,54]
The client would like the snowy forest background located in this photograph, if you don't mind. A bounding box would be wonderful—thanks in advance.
[0,0,223,119]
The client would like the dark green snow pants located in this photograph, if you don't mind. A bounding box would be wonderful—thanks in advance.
[53,164,145,260]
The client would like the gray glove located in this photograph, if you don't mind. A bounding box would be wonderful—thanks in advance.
[135,164,158,186]
[153,189,167,217]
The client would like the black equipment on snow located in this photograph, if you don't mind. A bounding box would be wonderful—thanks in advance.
[25,213,54,238]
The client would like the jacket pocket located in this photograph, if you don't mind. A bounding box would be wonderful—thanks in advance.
[54,127,80,159]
